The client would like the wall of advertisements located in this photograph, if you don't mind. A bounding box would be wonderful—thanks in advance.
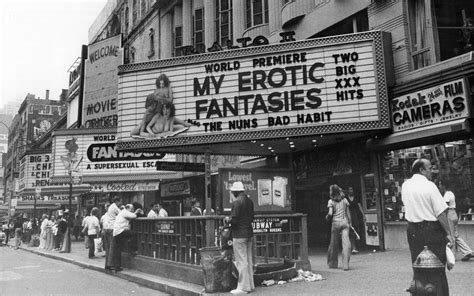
[220,168,293,213]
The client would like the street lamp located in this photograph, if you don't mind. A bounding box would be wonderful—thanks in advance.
[0,120,14,223]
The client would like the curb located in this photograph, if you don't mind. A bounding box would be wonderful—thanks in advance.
[16,246,204,296]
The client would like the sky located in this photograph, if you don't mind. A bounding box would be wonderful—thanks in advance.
[0,0,108,107]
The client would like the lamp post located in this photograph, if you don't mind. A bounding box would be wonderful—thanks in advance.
[0,120,14,223]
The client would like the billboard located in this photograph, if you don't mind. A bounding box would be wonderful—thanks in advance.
[220,168,293,213]
[27,102,66,144]
[18,153,52,191]
[83,35,122,128]
[391,78,469,132]
[117,31,391,148]
[52,132,180,179]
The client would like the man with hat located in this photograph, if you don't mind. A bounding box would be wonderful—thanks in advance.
[225,181,255,294]
[402,158,455,295]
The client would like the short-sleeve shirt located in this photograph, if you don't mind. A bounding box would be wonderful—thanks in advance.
[102,203,121,230]
[443,191,456,209]
[328,198,350,222]
[402,174,447,222]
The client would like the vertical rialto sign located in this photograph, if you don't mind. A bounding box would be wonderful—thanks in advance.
[83,35,123,128]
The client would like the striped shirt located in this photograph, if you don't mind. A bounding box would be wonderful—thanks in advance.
[328,198,349,222]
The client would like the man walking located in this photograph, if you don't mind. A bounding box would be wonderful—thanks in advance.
[225,181,255,294]
[402,159,455,295]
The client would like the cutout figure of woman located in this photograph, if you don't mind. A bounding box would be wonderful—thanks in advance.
[144,101,191,137]
[130,73,173,137]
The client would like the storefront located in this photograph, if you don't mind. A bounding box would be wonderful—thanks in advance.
[116,31,394,249]
[369,74,474,250]
[51,128,182,217]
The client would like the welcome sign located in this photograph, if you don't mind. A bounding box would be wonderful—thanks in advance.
[117,31,391,147]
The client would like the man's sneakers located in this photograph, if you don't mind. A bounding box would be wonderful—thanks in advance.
[230,289,248,294]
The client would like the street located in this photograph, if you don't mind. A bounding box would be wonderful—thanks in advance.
[0,245,169,296]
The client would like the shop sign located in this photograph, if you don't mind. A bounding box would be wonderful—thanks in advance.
[18,153,52,191]
[91,181,160,192]
[161,180,191,197]
[155,161,205,172]
[19,194,77,204]
[252,217,290,233]
[392,78,469,132]
[175,154,241,173]
[220,168,293,213]
[155,221,175,234]
[52,133,179,178]
[117,31,391,145]
[83,35,122,128]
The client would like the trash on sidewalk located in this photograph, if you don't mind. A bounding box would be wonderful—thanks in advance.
[254,258,298,285]
[260,268,324,287]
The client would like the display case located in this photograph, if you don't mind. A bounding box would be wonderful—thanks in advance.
[381,139,474,222]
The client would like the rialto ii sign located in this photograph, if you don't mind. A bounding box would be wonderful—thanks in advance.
[117,31,391,144]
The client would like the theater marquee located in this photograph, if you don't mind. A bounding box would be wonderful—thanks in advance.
[117,31,392,151]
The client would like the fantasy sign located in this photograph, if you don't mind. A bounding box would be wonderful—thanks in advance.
[116,31,391,146]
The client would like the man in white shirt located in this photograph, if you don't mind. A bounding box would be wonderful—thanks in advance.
[110,204,143,272]
[157,203,168,217]
[147,203,159,218]
[402,159,454,295]
[104,197,122,271]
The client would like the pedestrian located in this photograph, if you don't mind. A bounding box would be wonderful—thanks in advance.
[59,210,72,253]
[104,196,123,271]
[157,202,168,217]
[45,215,55,251]
[110,204,143,272]
[190,199,203,216]
[437,179,474,262]
[326,184,352,270]
[83,207,101,258]
[39,214,49,249]
[346,186,365,254]
[402,159,455,296]
[2,223,10,245]
[13,218,23,250]
[146,203,159,218]
[224,181,255,295]
[53,215,62,250]
[73,215,82,241]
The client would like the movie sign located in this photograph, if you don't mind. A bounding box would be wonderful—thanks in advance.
[18,153,52,191]
[391,79,469,132]
[83,35,122,128]
[117,31,391,146]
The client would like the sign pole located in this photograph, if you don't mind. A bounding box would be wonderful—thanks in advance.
[68,170,72,211]
[204,152,214,246]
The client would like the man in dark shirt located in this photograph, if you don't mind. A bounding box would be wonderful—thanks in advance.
[225,181,255,295]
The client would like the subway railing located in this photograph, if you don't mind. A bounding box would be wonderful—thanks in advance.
[131,213,308,266]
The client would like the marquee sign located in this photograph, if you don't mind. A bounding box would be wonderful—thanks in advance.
[391,78,469,132]
[52,131,181,179]
[117,31,391,151]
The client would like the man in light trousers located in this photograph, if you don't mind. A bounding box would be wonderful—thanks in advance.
[225,181,255,295]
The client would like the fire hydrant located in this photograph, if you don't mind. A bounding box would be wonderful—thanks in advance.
[406,246,445,295]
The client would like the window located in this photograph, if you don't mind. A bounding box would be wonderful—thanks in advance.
[194,8,205,53]
[149,28,155,58]
[125,6,129,33]
[175,26,183,56]
[141,0,147,19]
[215,0,233,47]
[245,0,269,29]
[311,10,368,39]
[382,140,474,221]
[133,0,138,25]
[130,46,136,63]
[407,0,474,70]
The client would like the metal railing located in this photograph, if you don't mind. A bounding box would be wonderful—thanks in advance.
[132,213,308,266]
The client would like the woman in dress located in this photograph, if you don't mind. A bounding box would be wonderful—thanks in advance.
[326,184,352,270]
[45,215,55,251]
[38,214,48,249]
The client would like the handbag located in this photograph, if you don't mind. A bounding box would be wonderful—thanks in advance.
[94,237,103,253]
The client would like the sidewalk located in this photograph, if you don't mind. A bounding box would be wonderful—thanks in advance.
[6,239,474,296]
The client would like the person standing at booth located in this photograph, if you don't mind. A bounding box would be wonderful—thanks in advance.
[104,196,122,271]
[347,187,365,254]
[225,181,255,295]
[402,159,454,296]
[190,200,203,216]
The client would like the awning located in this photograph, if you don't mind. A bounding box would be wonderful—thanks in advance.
[366,119,471,151]
[116,131,382,155]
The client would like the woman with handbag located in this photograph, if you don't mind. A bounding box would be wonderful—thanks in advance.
[326,184,352,271]
[83,207,101,258]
